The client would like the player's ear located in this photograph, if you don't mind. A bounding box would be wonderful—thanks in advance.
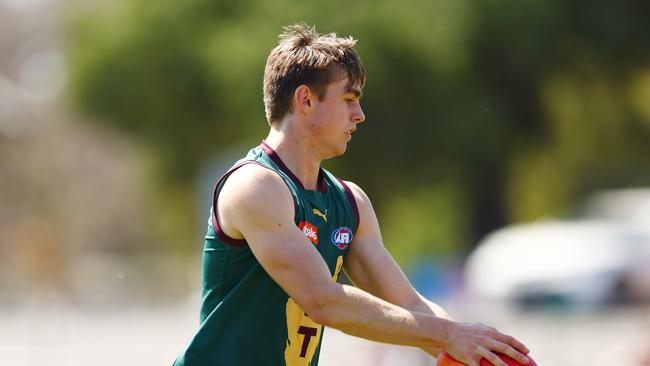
[294,85,313,114]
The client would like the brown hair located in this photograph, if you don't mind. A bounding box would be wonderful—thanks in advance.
[263,23,366,124]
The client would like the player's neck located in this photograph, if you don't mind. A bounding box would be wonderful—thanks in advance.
[264,127,322,190]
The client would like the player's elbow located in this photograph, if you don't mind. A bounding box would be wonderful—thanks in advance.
[300,284,343,327]
[304,305,330,326]
[310,307,347,329]
[301,298,333,326]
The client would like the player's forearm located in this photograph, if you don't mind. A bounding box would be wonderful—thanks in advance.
[312,283,454,349]
[408,295,453,321]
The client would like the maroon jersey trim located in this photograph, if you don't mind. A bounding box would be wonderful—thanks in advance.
[337,178,360,233]
[260,140,327,193]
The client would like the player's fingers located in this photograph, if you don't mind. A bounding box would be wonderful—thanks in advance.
[477,346,508,366]
[485,339,530,365]
[492,332,529,354]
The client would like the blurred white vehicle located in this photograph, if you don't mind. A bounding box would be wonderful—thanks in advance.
[464,189,650,307]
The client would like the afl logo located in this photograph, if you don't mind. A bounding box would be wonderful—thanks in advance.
[331,227,353,249]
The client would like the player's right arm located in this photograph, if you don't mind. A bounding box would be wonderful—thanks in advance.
[217,164,526,366]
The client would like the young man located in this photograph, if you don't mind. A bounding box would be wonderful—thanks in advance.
[174,24,530,366]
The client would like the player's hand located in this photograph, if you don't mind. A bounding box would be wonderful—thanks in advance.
[445,322,530,366]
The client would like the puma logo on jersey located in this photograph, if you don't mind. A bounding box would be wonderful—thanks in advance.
[312,208,328,222]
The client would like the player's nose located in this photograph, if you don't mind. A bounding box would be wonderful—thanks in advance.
[352,104,365,124]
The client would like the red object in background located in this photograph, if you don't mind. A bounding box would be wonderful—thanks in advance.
[437,351,538,366]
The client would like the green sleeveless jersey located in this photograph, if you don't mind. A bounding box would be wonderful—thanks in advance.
[174,142,359,366]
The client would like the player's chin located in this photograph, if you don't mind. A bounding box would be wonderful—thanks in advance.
[326,143,347,159]
[336,142,349,155]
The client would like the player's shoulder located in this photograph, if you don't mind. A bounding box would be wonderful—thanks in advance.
[221,163,292,209]
[339,179,372,207]
[227,162,282,185]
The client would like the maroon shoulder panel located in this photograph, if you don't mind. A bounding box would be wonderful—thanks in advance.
[337,178,360,233]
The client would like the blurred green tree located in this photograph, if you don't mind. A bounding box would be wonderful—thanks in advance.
[66,0,650,265]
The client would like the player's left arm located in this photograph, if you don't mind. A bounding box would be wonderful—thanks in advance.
[343,181,452,320]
